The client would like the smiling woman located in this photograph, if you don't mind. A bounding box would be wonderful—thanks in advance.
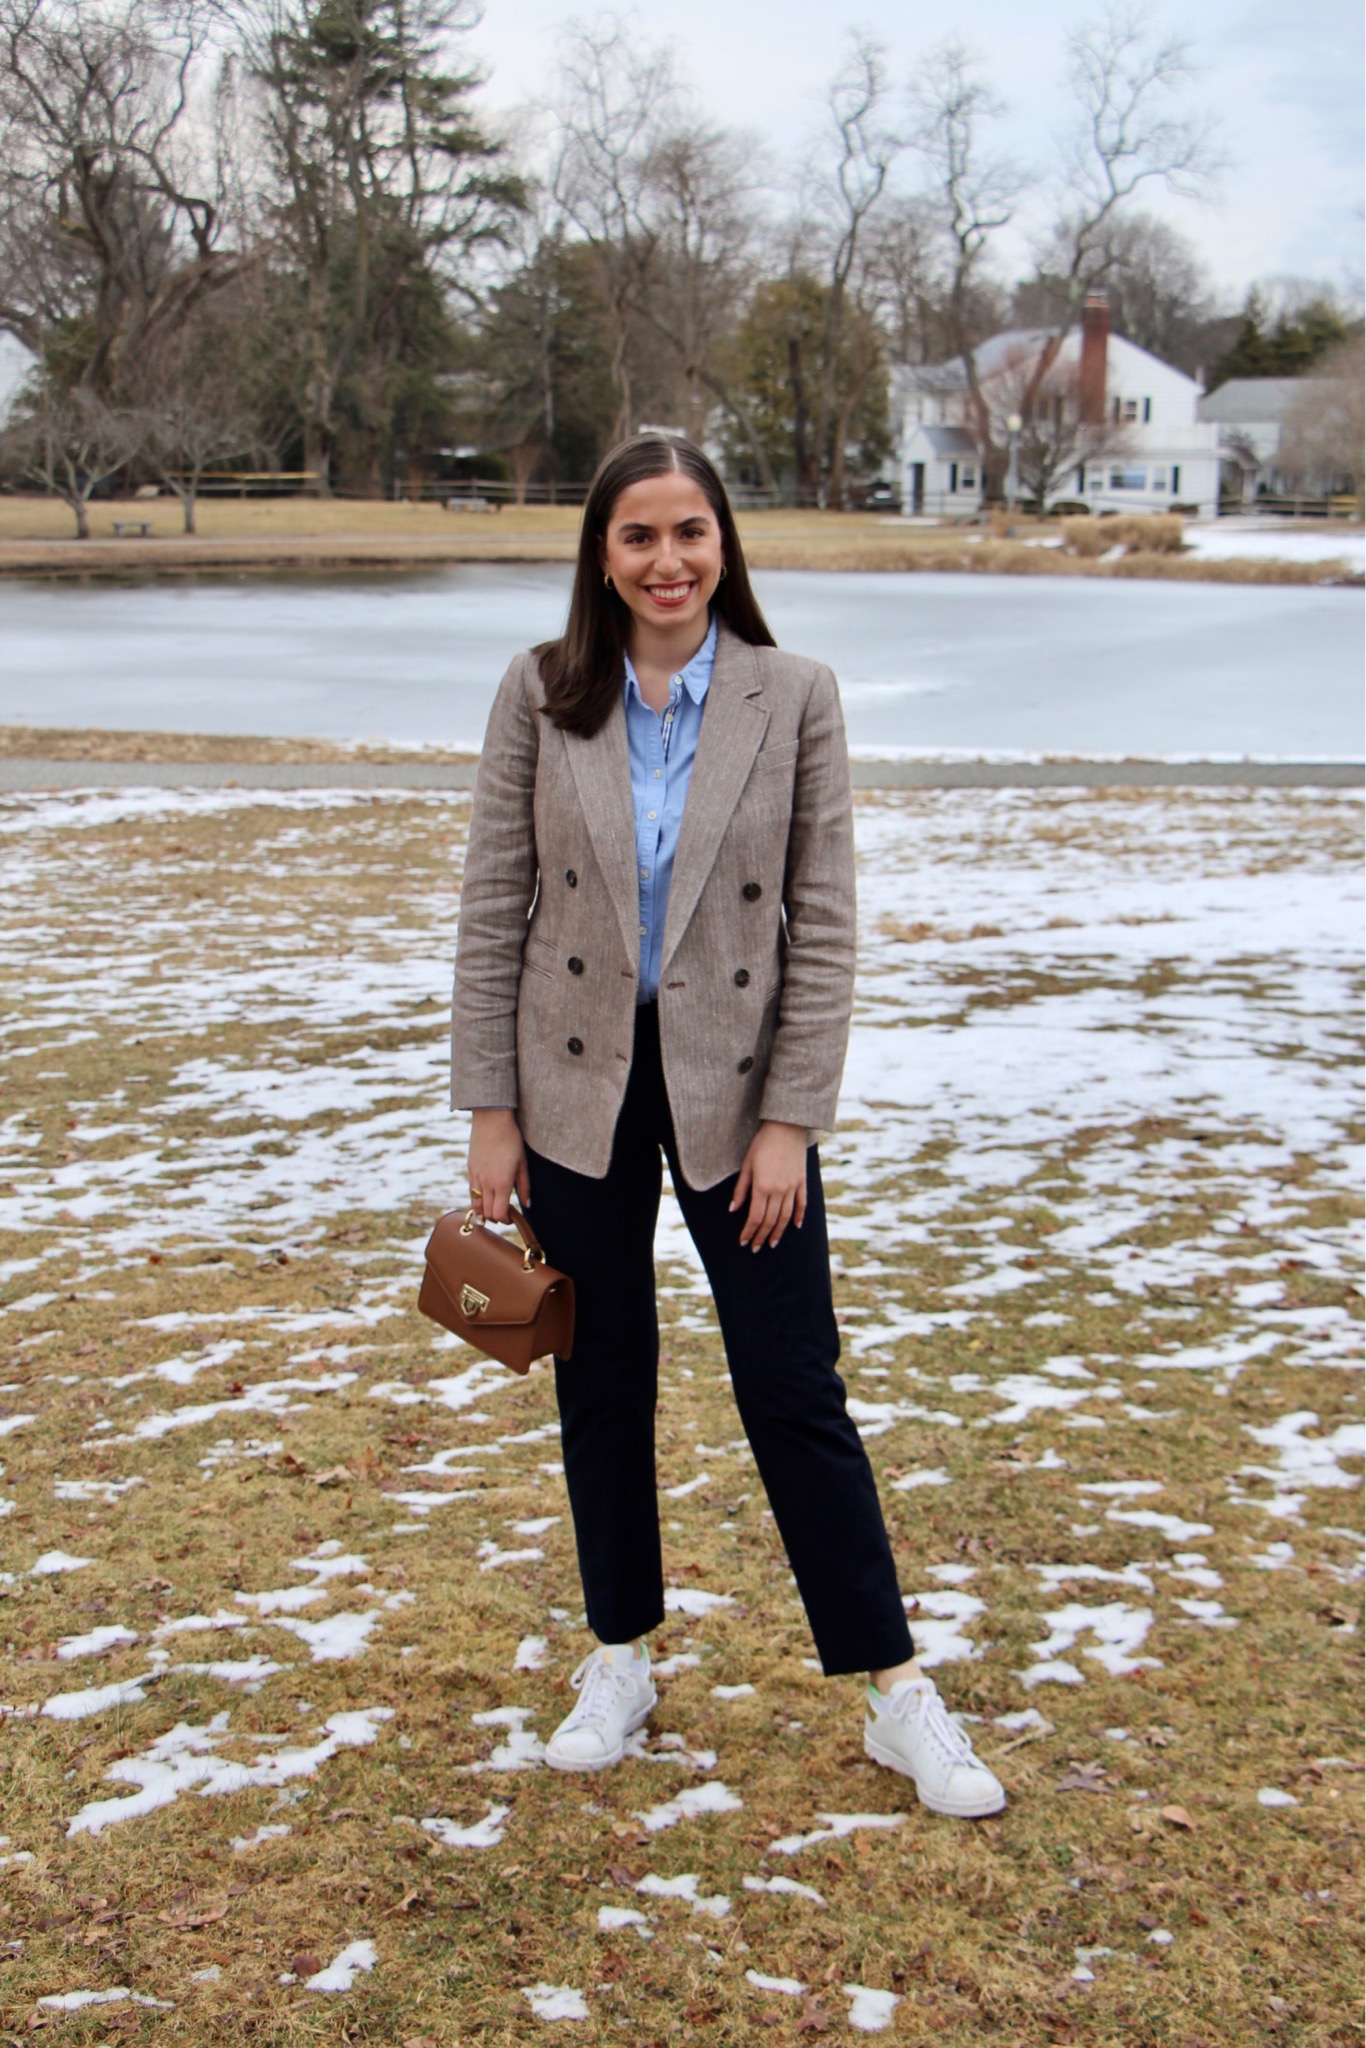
[533,435,774,739]
[449,429,1007,1815]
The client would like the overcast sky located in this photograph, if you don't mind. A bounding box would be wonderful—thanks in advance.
[471,0,1364,305]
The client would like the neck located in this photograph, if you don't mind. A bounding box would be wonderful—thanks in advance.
[627,611,712,686]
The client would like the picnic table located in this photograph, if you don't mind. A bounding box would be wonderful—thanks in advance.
[111,519,154,538]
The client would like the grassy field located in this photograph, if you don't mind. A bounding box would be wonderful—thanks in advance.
[0,496,1359,582]
[0,782,1361,2044]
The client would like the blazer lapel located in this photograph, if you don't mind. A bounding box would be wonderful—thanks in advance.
[662,623,769,971]
[562,697,641,968]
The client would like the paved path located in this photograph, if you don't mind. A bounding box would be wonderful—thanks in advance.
[0,758,1360,793]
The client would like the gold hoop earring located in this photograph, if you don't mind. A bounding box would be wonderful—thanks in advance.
[719,564,728,580]
[603,572,613,590]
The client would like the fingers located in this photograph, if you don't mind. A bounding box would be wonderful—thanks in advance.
[515,1154,532,1210]
[739,1181,797,1250]
[728,1159,752,1217]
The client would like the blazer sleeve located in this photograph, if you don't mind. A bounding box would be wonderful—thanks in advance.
[449,653,541,1111]
[758,663,857,1133]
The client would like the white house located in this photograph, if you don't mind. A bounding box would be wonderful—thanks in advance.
[1195,377,1307,503]
[892,294,1220,519]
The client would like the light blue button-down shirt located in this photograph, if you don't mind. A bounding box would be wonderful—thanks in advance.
[623,614,717,1003]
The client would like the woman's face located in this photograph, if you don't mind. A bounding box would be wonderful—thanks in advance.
[598,471,725,645]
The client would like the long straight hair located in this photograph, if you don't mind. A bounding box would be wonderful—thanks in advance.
[536,433,775,738]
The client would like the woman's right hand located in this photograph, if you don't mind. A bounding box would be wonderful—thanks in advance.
[468,1108,530,1223]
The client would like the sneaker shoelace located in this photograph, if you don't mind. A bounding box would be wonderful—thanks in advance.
[886,1683,980,1770]
[562,1653,636,1734]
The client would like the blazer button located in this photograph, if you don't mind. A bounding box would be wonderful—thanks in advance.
[567,1036,584,1055]
[733,968,750,987]
[742,881,762,902]
[737,1054,755,1074]
[565,868,578,887]
[567,956,584,975]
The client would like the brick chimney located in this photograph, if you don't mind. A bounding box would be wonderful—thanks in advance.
[1080,290,1109,425]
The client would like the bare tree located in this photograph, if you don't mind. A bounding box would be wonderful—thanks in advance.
[804,34,904,505]
[132,306,252,531]
[0,0,234,395]
[909,40,1021,490]
[1017,210,1215,371]
[3,378,140,536]
[981,342,1127,505]
[1280,335,1366,511]
[1021,5,1222,389]
[550,16,677,443]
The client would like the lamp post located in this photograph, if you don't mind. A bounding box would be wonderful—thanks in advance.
[1005,413,1022,514]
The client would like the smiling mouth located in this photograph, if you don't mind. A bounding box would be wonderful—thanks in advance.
[644,582,696,605]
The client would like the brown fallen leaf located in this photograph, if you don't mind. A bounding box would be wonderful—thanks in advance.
[290,1953,321,1979]
[312,1465,353,1487]
[158,1904,229,1930]
[1056,1761,1112,1794]
[403,2037,441,2047]
[1160,1804,1195,1829]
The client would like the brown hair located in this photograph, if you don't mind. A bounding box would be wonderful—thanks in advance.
[536,433,775,738]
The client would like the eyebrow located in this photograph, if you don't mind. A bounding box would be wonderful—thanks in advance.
[616,515,712,533]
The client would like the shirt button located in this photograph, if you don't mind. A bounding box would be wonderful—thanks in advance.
[653,769,661,778]
[639,924,647,936]
[647,810,657,820]
[640,868,649,879]
[565,869,578,888]
[742,881,762,902]
[567,956,584,975]
[567,1036,584,1055]
[737,1054,755,1074]
[733,968,750,987]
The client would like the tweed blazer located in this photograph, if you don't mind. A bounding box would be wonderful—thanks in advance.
[449,618,857,1190]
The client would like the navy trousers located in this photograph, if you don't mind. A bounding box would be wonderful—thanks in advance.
[523,1002,914,1677]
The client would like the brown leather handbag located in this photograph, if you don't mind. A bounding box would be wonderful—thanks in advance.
[418,1205,574,1373]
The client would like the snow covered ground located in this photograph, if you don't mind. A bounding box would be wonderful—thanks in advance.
[0,782,1359,2031]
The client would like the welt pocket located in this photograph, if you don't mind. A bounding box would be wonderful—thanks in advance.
[752,742,800,770]
[521,951,555,981]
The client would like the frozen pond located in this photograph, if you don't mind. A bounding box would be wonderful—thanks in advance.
[1,564,1361,756]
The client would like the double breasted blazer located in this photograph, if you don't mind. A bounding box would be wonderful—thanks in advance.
[449,618,857,1190]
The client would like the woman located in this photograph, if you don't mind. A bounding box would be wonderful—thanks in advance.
[450,433,1004,1820]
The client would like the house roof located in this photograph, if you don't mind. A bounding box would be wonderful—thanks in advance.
[896,324,1199,395]
[1196,378,1306,424]
[910,425,979,456]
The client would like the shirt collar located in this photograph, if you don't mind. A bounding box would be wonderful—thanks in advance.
[624,612,718,707]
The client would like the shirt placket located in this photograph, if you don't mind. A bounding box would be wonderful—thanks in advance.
[638,681,679,986]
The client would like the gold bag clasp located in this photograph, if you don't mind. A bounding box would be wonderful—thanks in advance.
[459,1283,491,1317]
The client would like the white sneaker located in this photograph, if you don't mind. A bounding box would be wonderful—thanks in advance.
[864,1676,1006,1818]
[543,1647,656,1772]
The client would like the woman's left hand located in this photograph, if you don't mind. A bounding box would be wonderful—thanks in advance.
[730,1120,808,1251]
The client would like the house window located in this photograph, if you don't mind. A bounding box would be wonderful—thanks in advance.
[1150,468,1166,492]
[1109,466,1148,490]
[949,461,959,491]
[961,465,976,489]
[1121,398,1139,423]
[1142,396,1152,423]
[1088,471,1106,492]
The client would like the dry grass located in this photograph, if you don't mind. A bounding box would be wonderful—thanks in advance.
[1060,518,1186,559]
[0,783,1360,2045]
[0,726,477,766]
[0,495,1358,583]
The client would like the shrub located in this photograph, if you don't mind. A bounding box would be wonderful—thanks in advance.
[1059,513,1186,558]
[1058,516,1110,557]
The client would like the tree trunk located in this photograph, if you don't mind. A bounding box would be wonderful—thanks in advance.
[183,488,196,536]
[73,494,90,540]
[788,337,811,502]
